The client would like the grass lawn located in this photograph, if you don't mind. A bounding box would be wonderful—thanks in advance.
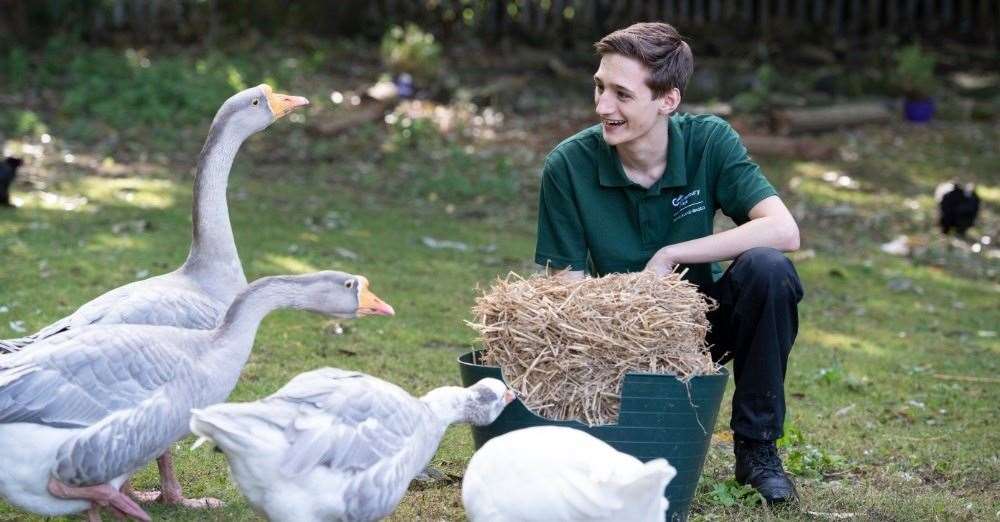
[1,45,997,521]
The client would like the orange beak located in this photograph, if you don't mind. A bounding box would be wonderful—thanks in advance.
[357,277,395,316]
[260,84,309,119]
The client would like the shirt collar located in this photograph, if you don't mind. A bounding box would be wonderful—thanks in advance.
[598,117,688,193]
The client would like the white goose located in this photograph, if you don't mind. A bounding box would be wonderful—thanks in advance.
[0,271,393,521]
[0,83,308,506]
[462,426,677,522]
[189,368,514,522]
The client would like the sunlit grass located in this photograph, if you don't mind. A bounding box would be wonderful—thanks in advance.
[0,44,998,521]
[260,254,320,274]
[78,177,178,209]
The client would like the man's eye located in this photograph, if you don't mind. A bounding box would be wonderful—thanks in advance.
[617,93,630,101]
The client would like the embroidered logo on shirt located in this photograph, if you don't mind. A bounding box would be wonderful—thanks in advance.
[672,189,706,221]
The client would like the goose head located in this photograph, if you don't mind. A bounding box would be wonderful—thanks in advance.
[463,378,516,426]
[212,84,309,141]
[294,270,395,318]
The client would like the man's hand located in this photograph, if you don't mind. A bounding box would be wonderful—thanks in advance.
[645,248,677,276]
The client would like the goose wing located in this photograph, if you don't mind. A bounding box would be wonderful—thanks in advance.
[271,368,426,477]
[0,325,197,429]
[0,276,224,354]
[54,388,187,486]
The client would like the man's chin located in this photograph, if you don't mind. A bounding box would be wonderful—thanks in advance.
[602,129,625,146]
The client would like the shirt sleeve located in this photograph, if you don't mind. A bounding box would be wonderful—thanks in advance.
[534,151,588,271]
[713,123,778,224]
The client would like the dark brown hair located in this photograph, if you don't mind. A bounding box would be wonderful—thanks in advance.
[594,22,694,98]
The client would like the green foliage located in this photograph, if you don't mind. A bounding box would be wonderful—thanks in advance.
[776,420,805,448]
[777,421,847,479]
[384,112,445,151]
[382,141,520,204]
[1,42,998,522]
[0,43,324,142]
[380,24,442,83]
[894,44,937,100]
[2,110,48,136]
[4,47,29,90]
[58,50,243,130]
[814,362,869,391]
[707,479,764,508]
[784,444,848,479]
[379,106,520,204]
[731,64,776,114]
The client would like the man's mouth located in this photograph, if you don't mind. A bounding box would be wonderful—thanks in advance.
[603,119,626,128]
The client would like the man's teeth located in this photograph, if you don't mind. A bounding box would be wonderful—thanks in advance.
[605,119,626,126]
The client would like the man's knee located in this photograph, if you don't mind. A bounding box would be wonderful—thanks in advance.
[731,248,803,302]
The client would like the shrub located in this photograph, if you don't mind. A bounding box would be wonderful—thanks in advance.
[380,24,442,84]
[894,44,937,100]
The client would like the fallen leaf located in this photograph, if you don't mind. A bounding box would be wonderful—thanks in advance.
[835,404,856,417]
[422,236,469,251]
[334,247,359,260]
[711,431,734,444]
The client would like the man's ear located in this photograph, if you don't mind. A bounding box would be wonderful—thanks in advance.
[658,87,681,115]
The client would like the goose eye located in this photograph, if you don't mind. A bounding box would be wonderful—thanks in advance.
[252,98,260,106]
[345,280,355,289]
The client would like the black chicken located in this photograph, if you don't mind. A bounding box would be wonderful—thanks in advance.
[0,157,23,207]
[936,182,980,236]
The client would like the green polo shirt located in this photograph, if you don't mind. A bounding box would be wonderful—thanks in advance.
[534,113,777,288]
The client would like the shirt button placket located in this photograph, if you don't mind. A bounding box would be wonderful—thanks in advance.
[639,201,651,246]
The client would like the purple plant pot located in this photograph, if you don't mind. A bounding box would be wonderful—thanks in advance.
[904,98,935,122]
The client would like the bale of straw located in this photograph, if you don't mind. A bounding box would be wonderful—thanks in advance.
[467,270,719,426]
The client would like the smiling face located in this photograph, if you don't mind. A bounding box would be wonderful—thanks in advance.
[593,54,679,148]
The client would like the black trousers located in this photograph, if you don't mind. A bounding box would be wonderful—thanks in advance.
[698,247,804,442]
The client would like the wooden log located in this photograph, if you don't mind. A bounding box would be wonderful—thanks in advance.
[466,75,532,103]
[680,101,733,117]
[771,102,892,134]
[741,134,836,160]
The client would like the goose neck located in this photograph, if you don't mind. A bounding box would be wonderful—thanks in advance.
[184,120,244,274]
[420,386,468,427]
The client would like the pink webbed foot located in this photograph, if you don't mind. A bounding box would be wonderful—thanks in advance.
[130,488,224,508]
[123,451,224,509]
[48,477,151,522]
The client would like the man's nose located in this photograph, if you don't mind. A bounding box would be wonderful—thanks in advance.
[595,91,614,114]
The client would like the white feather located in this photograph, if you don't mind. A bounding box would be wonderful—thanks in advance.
[463,426,677,522]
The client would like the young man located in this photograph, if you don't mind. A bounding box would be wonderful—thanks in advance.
[534,22,803,504]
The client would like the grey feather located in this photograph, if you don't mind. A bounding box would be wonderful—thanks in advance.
[274,376,425,475]
[0,326,194,429]
[54,392,185,485]
[0,278,226,355]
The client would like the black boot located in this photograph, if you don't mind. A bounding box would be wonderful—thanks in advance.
[734,436,798,504]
